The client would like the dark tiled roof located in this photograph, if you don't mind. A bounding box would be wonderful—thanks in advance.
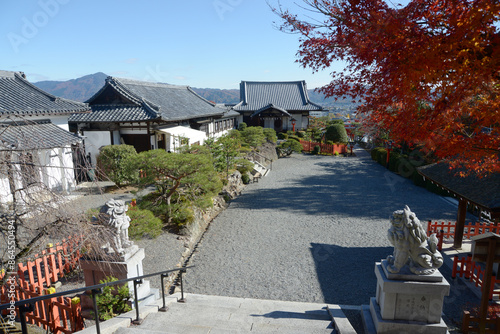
[0,70,90,116]
[234,81,324,112]
[69,104,156,123]
[418,163,500,213]
[250,104,292,118]
[0,121,82,150]
[86,77,225,122]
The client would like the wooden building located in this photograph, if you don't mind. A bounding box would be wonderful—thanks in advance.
[69,76,238,165]
[232,81,324,132]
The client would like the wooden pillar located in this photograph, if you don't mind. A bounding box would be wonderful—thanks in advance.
[454,198,467,249]
[479,238,497,333]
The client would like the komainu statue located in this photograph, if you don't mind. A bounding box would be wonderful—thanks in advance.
[387,206,443,275]
[99,199,134,253]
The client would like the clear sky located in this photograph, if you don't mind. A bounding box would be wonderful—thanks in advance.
[0,0,346,89]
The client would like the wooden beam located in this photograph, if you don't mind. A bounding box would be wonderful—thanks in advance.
[454,198,467,249]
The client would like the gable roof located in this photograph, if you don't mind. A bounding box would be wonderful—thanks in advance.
[69,104,157,123]
[79,77,226,123]
[418,163,500,217]
[233,81,324,112]
[0,121,82,150]
[0,70,90,117]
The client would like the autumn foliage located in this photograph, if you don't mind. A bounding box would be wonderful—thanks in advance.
[273,0,500,175]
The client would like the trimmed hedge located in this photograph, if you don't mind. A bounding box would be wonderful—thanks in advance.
[127,206,163,239]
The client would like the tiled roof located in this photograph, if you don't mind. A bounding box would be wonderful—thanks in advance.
[233,81,324,112]
[250,104,292,118]
[0,121,82,150]
[69,104,156,123]
[0,70,90,116]
[418,163,500,212]
[85,77,225,122]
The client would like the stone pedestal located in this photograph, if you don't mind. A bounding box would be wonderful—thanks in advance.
[363,260,450,334]
[80,246,153,302]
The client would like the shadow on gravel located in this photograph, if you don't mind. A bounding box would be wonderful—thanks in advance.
[236,160,455,221]
[310,243,393,305]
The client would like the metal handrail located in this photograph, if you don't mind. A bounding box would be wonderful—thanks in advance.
[0,265,194,334]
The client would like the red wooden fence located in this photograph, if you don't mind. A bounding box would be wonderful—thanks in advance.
[1,236,84,333]
[462,310,500,333]
[300,140,347,155]
[452,254,500,300]
[427,221,500,241]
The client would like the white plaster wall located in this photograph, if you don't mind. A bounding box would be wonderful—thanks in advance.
[82,131,112,167]
[0,176,13,204]
[61,147,76,192]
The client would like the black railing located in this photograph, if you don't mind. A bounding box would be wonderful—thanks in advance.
[0,266,193,334]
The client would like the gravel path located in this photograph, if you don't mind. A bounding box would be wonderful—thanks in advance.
[183,147,477,333]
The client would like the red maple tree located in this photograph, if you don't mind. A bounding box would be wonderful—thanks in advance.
[272,0,500,175]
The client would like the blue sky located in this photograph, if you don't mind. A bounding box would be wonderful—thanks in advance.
[1,0,346,89]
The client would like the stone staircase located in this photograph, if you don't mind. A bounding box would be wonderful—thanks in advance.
[250,161,269,182]
[87,293,357,334]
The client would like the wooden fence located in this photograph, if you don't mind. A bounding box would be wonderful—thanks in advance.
[427,221,500,241]
[1,236,84,333]
[462,310,500,333]
[452,254,500,300]
[300,140,347,155]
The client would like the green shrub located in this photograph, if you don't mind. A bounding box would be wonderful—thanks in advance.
[296,131,306,138]
[236,159,254,175]
[238,122,247,131]
[377,148,388,165]
[371,147,384,161]
[96,145,138,187]
[388,152,402,172]
[96,276,131,321]
[263,128,277,143]
[312,145,321,155]
[241,127,266,148]
[138,192,169,222]
[127,206,163,239]
[241,173,251,184]
[277,132,288,140]
[276,139,303,157]
[171,204,195,227]
[325,124,348,144]
[288,135,301,142]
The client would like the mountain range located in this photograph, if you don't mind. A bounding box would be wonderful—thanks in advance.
[33,72,355,109]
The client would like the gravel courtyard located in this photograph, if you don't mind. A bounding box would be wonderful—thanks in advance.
[183,147,473,332]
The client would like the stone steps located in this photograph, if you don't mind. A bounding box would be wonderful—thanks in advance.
[251,161,269,182]
[105,293,357,334]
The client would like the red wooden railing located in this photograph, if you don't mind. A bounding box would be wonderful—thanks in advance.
[462,310,500,333]
[452,254,500,300]
[300,140,347,155]
[0,236,84,333]
[427,221,500,241]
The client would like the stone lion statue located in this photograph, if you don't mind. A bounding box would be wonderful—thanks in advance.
[387,206,443,275]
[99,199,134,253]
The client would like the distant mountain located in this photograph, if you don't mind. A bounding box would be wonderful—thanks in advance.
[191,88,240,104]
[34,72,108,102]
[33,73,358,111]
